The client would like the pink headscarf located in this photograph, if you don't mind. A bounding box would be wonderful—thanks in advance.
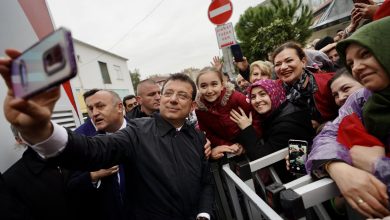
[247,79,286,113]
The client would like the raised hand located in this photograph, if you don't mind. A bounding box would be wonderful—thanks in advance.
[0,49,60,144]
[210,56,223,72]
[234,56,249,72]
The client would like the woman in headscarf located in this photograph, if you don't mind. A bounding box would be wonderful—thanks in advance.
[306,17,390,219]
[230,79,314,183]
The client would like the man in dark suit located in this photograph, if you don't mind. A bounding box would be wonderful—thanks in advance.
[69,89,128,220]
[0,52,214,220]
[0,126,73,220]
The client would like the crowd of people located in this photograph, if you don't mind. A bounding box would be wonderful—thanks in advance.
[0,1,389,220]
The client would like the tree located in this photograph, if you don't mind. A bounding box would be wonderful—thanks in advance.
[130,68,140,92]
[235,0,313,61]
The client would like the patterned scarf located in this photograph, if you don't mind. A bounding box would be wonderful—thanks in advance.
[283,69,321,121]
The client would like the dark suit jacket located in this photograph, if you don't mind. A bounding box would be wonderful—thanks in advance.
[1,148,73,220]
[68,117,128,220]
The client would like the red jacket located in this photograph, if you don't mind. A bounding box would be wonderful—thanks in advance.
[195,84,262,147]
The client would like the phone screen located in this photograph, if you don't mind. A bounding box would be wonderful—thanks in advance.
[288,140,308,174]
[11,27,77,98]
[230,44,244,62]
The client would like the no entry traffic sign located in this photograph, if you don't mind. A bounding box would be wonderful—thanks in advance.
[208,0,233,25]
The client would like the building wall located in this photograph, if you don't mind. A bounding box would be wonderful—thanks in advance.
[71,40,135,115]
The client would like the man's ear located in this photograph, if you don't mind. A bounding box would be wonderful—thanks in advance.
[190,101,197,112]
[118,102,124,112]
[135,96,142,104]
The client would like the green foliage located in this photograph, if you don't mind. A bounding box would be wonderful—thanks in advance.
[130,69,140,91]
[235,0,314,61]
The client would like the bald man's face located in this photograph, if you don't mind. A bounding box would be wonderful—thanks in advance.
[137,83,161,115]
[86,91,124,132]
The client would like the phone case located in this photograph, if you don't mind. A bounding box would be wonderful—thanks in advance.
[288,140,308,174]
[230,44,244,62]
[11,27,77,98]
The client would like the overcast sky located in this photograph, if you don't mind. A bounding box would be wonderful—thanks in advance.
[46,0,263,79]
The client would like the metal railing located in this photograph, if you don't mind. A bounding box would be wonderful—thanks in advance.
[221,148,342,220]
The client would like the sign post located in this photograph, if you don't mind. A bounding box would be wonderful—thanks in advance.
[215,22,236,49]
[208,0,236,79]
[208,0,233,25]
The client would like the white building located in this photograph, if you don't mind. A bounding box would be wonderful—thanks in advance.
[71,39,135,117]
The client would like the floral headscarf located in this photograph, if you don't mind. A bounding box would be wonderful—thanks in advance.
[247,79,286,113]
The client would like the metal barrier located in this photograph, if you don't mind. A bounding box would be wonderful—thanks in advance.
[221,148,342,220]
[222,164,284,220]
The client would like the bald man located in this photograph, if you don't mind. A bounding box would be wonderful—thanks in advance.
[126,79,161,119]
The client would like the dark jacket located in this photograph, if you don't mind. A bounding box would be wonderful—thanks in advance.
[237,101,315,183]
[68,117,129,220]
[74,117,98,136]
[0,172,34,220]
[1,148,73,220]
[126,105,153,119]
[54,113,214,220]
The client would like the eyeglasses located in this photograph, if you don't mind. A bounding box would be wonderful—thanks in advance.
[162,90,191,101]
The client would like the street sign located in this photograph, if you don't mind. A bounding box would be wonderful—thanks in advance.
[215,22,236,48]
[208,0,233,25]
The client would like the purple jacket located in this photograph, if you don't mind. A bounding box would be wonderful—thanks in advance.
[306,88,390,192]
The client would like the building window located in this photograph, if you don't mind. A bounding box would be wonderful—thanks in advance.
[98,61,111,84]
[114,65,123,80]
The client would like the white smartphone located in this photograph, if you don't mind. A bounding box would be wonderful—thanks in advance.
[11,27,77,98]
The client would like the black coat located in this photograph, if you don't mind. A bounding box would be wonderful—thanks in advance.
[237,101,315,183]
[54,113,214,220]
[67,118,128,220]
[1,148,73,220]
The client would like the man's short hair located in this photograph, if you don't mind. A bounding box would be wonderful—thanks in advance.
[83,89,121,105]
[123,94,136,106]
[136,79,157,95]
[161,73,197,101]
[83,89,101,101]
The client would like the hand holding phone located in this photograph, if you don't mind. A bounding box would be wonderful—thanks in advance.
[230,44,244,62]
[11,27,77,98]
[353,0,371,4]
[288,139,308,174]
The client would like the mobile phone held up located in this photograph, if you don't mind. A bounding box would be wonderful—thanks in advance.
[353,0,370,4]
[288,139,308,174]
[11,27,77,99]
[230,44,244,62]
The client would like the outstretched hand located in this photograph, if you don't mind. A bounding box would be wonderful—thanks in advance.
[0,49,60,144]
[354,0,378,20]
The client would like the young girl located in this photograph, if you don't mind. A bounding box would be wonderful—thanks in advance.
[195,67,261,160]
